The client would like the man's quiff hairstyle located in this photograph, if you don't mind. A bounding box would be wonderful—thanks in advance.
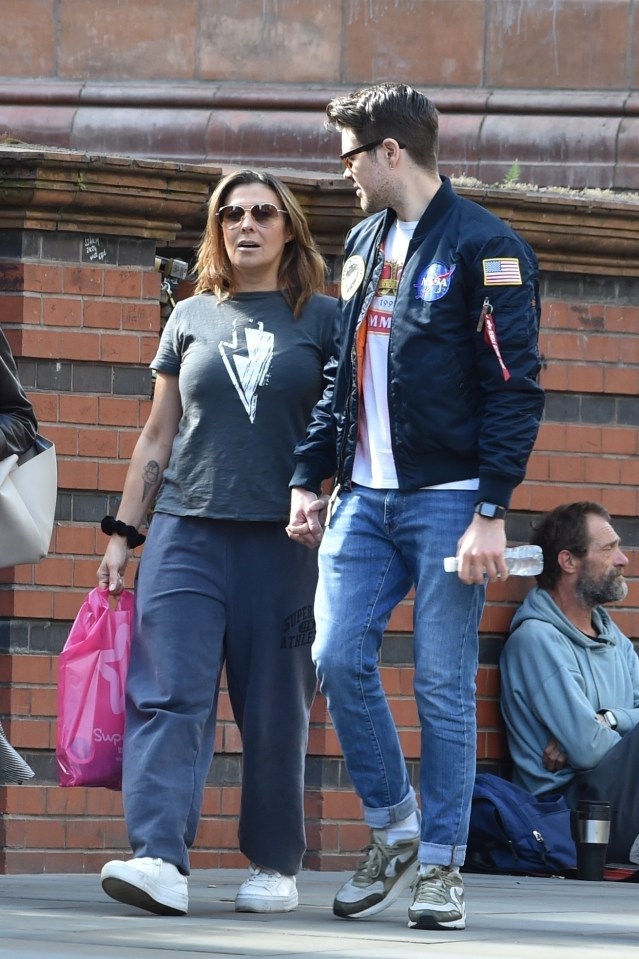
[326,82,439,173]
[531,501,611,590]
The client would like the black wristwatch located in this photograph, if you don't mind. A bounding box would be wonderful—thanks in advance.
[601,710,618,729]
[474,502,507,520]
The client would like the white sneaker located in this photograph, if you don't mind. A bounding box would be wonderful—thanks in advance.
[235,863,298,913]
[101,857,188,915]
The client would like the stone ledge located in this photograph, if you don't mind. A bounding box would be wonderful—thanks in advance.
[2,146,639,275]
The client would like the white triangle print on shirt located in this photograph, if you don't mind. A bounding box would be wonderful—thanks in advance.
[219,321,274,423]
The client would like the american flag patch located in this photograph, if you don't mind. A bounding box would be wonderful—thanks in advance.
[482,258,522,286]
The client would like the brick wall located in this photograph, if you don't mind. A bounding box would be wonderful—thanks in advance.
[1,1,638,188]
[2,155,639,872]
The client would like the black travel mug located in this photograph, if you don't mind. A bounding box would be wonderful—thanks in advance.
[570,800,611,880]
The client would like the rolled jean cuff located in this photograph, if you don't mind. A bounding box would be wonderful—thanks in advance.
[419,841,466,869]
[363,786,417,829]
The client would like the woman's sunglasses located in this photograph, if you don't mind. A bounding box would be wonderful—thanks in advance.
[217,203,288,227]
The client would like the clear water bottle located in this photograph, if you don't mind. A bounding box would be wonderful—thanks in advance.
[443,545,543,576]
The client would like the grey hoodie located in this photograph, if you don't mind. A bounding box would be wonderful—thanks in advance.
[500,586,639,796]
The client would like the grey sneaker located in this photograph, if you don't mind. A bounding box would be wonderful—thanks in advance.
[333,831,419,919]
[408,865,466,930]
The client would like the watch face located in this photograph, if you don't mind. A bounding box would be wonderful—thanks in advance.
[476,502,505,519]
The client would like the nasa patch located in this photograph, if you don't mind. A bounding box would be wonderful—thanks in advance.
[415,261,456,302]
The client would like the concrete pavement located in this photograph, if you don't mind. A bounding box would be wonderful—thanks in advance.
[0,868,637,959]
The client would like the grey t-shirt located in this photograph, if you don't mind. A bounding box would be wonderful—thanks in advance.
[151,290,336,522]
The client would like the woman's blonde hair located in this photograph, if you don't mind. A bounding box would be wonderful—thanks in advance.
[194,170,326,317]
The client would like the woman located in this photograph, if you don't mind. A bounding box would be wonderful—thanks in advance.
[98,170,336,916]
[0,326,37,784]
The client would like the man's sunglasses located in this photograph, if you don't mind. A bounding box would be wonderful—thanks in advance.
[340,139,406,169]
[217,203,288,227]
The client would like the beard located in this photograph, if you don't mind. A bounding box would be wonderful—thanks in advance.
[576,566,628,606]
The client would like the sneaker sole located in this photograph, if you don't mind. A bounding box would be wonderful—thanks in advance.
[408,908,466,930]
[235,893,298,913]
[334,858,418,920]
[101,875,187,916]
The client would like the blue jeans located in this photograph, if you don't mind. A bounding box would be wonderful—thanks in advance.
[312,485,485,868]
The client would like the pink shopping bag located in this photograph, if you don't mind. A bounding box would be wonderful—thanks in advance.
[56,587,134,789]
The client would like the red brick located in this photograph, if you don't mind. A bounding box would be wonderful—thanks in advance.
[58,458,98,489]
[122,302,159,331]
[0,786,46,816]
[140,334,160,364]
[63,266,104,296]
[53,589,88,621]
[73,558,101,590]
[321,791,363,820]
[103,269,142,299]
[142,271,162,300]
[337,822,369,852]
[33,557,74,587]
[397,728,420,758]
[42,296,82,328]
[388,602,413,632]
[11,591,54,620]
[46,789,89,816]
[83,300,122,330]
[30,686,57,716]
[30,391,59,423]
[53,524,96,556]
[220,788,242,817]
[477,666,500,698]
[389,698,419,727]
[59,394,100,425]
[101,332,142,363]
[24,818,67,849]
[117,430,140,460]
[195,819,239,849]
[0,293,42,324]
[10,716,52,749]
[97,461,129,492]
[23,263,64,294]
[601,428,637,456]
[43,424,79,455]
[567,363,604,392]
[78,428,118,458]
[98,396,142,427]
[477,698,502,727]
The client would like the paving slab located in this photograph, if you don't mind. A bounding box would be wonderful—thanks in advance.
[0,869,637,959]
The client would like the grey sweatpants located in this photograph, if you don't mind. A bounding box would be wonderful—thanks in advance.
[122,512,318,876]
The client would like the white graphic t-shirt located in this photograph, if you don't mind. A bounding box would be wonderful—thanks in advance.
[352,220,414,488]
[351,220,479,492]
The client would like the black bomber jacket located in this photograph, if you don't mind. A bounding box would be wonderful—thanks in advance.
[291,177,545,508]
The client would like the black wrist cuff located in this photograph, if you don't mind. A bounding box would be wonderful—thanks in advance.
[101,515,146,549]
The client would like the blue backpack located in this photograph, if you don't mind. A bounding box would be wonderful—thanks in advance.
[467,773,577,875]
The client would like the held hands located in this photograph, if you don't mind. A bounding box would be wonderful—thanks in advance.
[97,536,130,595]
[286,488,329,549]
[455,513,508,584]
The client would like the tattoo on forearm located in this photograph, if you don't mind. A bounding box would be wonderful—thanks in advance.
[142,460,160,500]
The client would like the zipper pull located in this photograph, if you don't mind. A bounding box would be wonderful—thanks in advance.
[477,297,492,332]
[533,830,549,863]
